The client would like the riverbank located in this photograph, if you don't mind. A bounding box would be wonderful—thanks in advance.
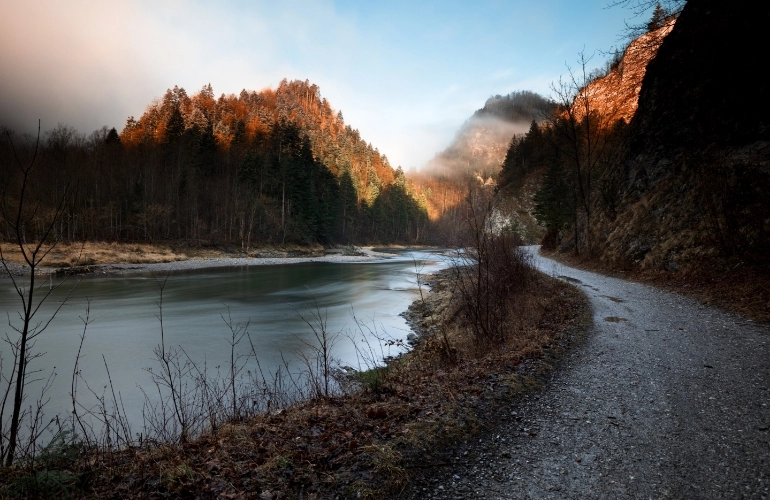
[0,250,589,498]
[0,241,399,278]
[73,247,397,277]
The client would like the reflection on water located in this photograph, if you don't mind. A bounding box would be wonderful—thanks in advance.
[0,249,447,433]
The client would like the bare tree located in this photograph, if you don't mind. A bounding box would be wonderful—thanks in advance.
[546,52,623,256]
[451,186,533,347]
[0,122,73,466]
[295,301,339,399]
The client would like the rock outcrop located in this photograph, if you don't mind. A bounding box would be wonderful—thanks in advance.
[577,20,674,125]
[596,0,770,269]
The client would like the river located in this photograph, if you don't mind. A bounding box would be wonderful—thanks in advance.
[0,248,447,443]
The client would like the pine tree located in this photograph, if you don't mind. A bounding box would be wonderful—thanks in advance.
[105,127,121,146]
[164,106,185,145]
[338,169,358,241]
[533,159,573,248]
[191,123,218,177]
[647,3,667,31]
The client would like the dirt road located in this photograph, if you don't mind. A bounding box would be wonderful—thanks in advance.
[404,248,769,499]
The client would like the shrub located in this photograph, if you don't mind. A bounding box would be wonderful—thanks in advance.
[451,192,534,347]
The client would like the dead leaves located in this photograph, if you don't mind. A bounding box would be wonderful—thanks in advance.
[366,407,388,419]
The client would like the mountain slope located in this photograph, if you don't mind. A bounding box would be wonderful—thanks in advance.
[577,20,674,125]
[422,91,552,180]
[0,80,431,247]
[119,80,431,245]
[493,23,674,248]
[596,0,770,269]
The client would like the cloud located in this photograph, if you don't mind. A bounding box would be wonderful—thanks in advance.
[0,0,358,132]
[0,0,482,169]
[491,69,514,80]
[1,2,153,131]
[0,0,632,171]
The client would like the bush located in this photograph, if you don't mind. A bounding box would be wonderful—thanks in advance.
[451,192,534,346]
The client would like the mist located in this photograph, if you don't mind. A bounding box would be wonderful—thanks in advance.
[421,115,531,179]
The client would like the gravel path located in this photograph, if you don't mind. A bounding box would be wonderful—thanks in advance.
[404,247,770,499]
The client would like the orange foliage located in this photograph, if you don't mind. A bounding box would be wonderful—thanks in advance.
[119,79,401,211]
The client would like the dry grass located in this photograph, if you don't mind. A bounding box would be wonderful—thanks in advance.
[0,241,190,268]
[0,264,589,499]
[0,241,328,269]
[598,179,720,271]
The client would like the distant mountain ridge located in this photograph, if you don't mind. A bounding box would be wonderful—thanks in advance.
[474,91,553,124]
[401,91,552,244]
[422,90,552,180]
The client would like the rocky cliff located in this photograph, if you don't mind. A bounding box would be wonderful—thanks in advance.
[596,0,770,270]
[577,21,674,125]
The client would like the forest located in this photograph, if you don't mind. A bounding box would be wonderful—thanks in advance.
[0,80,431,249]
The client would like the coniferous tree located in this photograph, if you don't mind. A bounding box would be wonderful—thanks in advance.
[164,107,185,145]
[647,3,667,31]
[0,79,431,246]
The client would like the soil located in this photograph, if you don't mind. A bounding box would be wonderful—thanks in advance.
[401,247,770,499]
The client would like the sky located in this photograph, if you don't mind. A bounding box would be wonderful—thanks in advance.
[0,0,645,170]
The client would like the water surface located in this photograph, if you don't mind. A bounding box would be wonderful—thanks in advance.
[0,248,446,436]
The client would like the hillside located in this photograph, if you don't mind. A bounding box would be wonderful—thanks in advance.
[595,0,769,270]
[484,22,670,246]
[496,0,769,320]
[493,21,674,248]
[409,91,551,244]
[1,80,431,248]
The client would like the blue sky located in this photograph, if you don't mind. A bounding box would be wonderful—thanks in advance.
[0,0,644,169]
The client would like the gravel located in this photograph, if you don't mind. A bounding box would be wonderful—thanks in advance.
[403,246,770,499]
[0,261,28,278]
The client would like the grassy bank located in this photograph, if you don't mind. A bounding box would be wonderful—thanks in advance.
[0,241,330,269]
[0,242,339,277]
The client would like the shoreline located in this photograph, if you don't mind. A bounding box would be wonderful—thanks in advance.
[0,247,591,498]
[1,247,403,279]
[80,247,401,277]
